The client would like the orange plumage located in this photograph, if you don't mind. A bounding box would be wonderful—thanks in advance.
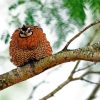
[9,25,52,67]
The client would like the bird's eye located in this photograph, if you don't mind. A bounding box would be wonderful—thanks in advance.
[27,28,31,33]
[20,29,25,35]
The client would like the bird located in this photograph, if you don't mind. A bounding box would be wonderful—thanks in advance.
[9,25,52,67]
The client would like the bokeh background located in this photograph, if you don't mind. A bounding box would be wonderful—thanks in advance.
[0,0,100,100]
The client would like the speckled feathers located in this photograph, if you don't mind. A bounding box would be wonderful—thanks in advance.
[9,26,52,66]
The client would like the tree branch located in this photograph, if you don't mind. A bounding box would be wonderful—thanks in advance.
[0,41,100,90]
[87,80,100,100]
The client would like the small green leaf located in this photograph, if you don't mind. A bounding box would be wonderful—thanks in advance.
[31,0,42,5]
[18,0,25,5]
[9,4,17,10]
[5,33,10,44]
[25,8,35,25]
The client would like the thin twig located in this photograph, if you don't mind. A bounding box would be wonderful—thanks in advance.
[75,63,96,72]
[40,79,71,100]
[82,71,100,77]
[62,20,100,50]
[40,78,79,100]
[71,61,80,73]
[40,61,80,100]
[40,61,100,100]
[87,80,100,100]
[81,78,100,85]
[79,70,100,85]
[27,81,45,100]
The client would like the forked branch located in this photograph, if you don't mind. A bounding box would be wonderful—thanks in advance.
[1,20,100,91]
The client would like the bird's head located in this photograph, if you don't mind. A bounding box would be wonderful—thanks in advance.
[19,25,33,38]
[11,25,43,49]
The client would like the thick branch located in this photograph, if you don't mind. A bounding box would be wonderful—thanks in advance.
[0,42,100,90]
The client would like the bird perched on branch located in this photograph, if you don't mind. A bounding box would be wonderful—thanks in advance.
[9,25,52,67]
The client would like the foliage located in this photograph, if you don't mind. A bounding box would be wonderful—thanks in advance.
[63,0,86,26]
[0,32,10,44]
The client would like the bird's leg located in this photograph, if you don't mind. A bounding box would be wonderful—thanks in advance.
[28,59,38,68]
[17,59,37,67]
